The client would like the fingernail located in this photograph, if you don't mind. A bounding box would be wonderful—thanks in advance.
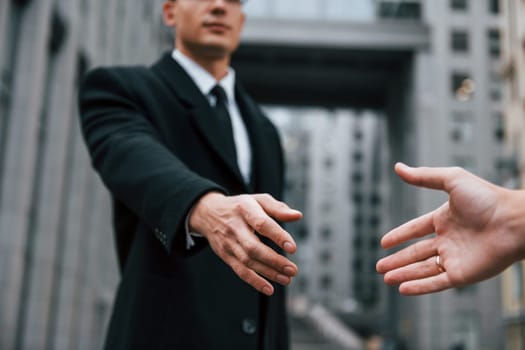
[283,266,296,276]
[276,274,290,285]
[262,286,272,295]
[283,241,294,252]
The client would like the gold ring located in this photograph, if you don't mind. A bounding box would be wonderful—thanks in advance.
[435,255,446,273]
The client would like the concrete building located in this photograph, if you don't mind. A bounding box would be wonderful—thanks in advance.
[500,0,525,349]
[0,0,509,349]
[268,107,389,314]
[406,1,506,349]
[0,0,167,349]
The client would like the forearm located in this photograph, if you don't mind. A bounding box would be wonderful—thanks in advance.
[79,68,225,253]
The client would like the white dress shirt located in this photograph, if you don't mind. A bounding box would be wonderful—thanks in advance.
[172,50,252,248]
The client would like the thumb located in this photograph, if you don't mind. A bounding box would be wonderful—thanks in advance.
[395,163,454,192]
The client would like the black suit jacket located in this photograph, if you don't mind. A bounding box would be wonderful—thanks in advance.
[79,53,289,350]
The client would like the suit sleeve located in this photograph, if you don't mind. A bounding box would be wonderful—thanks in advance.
[78,67,225,255]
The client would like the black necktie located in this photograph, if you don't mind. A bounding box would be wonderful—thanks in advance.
[210,85,237,162]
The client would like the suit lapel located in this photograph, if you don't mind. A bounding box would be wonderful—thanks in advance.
[151,53,244,185]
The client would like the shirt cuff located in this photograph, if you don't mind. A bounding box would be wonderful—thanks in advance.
[184,206,204,250]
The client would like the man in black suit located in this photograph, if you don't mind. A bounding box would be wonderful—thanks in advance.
[78,0,302,349]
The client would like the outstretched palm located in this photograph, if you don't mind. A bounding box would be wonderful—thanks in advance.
[377,163,520,295]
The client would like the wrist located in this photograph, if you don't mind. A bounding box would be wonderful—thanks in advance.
[188,191,225,236]
[502,189,525,261]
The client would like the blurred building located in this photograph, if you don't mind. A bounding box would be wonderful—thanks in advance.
[268,107,389,317]
[237,0,429,346]
[240,1,506,349]
[500,0,525,349]
[0,1,510,350]
[400,1,506,350]
[0,0,167,349]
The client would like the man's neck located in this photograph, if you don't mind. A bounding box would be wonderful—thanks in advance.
[178,47,230,81]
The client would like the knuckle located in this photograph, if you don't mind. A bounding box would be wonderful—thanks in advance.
[235,198,250,214]
[222,241,234,256]
[223,219,236,233]
[231,263,243,276]
[261,193,272,201]
[277,201,288,210]
[243,240,258,255]
[252,217,267,232]
[237,268,251,281]
[239,254,251,266]
[451,166,465,176]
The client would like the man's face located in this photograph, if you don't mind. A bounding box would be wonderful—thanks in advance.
[164,0,246,59]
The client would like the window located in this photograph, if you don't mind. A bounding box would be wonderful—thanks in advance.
[451,0,468,11]
[353,258,362,271]
[319,275,333,290]
[353,151,363,162]
[353,235,362,248]
[324,157,334,169]
[352,171,363,184]
[377,2,421,20]
[489,72,502,100]
[451,73,475,101]
[319,251,332,264]
[450,312,480,350]
[354,215,363,227]
[494,113,504,142]
[320,227,332,239]
[369,237,379,249]
[451,30,469,53]
[370,216,380,228]
[296,226,309,240]
[370,193,381,206]
[488,0,499,14]
[488,29,501,58]
[450,111,473,144]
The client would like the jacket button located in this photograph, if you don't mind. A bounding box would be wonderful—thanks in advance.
[241,318,257,335]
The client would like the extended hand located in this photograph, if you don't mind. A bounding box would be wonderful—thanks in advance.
[189,192,302,296]
[376,163,525,295]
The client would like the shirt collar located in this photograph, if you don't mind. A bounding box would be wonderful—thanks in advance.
[172,49,236,105]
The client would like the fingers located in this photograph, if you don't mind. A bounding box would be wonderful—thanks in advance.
[199,193,302,296]
[241,195,298,254]
[380,211,435,250]
[377,237,436,274]
[253,194,303,222]
[383,256,440,285]
[224,237,297,296]
[226,233,298,280]
[224,256,275,296]
[211,217,297,296]
[380,254,453,296]
[398,274,452,296]
[395,162,462,192]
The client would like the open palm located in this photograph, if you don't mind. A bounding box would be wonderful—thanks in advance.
[376,163,522,295]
